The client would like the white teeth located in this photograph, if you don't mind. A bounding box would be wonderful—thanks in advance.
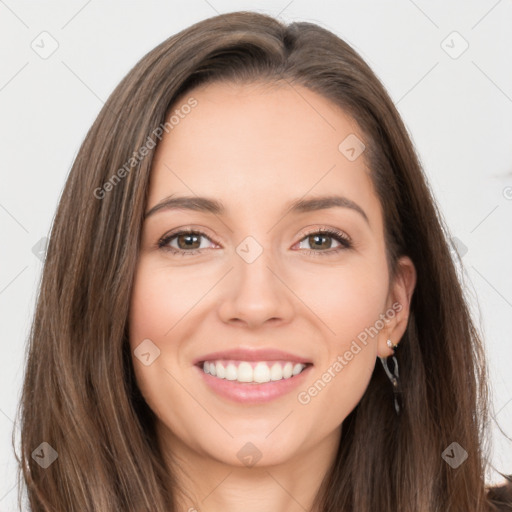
[282,362,293,379]
[254,362,271,383]
[215,361,225,378]
[292,363,304,376]
[237,362,253,382]
[201,360,307,383]
[225,363,237,381]
[270,362,282,381]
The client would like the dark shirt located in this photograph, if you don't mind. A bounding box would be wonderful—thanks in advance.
[488,476,512,511]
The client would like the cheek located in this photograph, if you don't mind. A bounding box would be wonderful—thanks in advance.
[129,260,201,343]
[292,258,387,413]
[308,353,376,432]
[128,259,220,405]
[296,332,377,439]
[296,258,389,345]
[129,273,169,341]
[128,263,180,409]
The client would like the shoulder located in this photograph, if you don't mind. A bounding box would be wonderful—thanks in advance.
[487,476,512,511]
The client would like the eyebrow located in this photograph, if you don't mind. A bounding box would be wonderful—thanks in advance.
[144,194,369,224]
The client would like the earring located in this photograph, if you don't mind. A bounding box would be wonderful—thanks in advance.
[386,339,398,351]
[379,340,403,415]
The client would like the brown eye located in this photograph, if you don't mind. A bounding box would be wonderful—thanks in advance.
[306,233,336,250]
[297,228,352,255]
[158,230,215,255]
[175,232,202,250]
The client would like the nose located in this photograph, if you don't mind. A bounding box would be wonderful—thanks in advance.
[217,245,295,329]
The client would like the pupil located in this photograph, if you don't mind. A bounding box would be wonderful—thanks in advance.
[311,234,330,250]
[176,233,334,251]
[180,234,199,249]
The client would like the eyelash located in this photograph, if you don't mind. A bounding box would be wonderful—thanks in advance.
[157,227,352,257]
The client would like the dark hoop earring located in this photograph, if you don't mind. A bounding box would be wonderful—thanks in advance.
[379,339,403,416]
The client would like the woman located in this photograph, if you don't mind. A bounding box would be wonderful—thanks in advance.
[14,10,511,511]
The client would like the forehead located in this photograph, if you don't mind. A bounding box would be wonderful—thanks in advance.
[148,80,380,227]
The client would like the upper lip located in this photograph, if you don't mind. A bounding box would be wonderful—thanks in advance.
[193,348,312,366]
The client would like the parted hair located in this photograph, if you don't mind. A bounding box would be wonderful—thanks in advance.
[14,10,510,511]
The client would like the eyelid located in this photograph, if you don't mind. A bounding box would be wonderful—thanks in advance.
[294,226,352,254]
[299,225,352,243]
[157,225,352,255]
[157,226,219,253]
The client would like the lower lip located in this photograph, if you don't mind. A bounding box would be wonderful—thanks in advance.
[195,364,313,404]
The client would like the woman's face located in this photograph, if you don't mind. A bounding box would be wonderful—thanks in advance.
[129,80,415,469]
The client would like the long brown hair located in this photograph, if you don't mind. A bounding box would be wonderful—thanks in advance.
[14,10,509,511]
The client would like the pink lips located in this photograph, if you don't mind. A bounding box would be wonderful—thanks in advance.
[193,347,313,404]
[195,363,312,404]
[193,347,311,366]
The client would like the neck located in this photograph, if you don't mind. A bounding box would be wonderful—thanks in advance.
[157,423,341,512]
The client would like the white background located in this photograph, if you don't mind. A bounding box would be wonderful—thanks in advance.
[1,0,511,509]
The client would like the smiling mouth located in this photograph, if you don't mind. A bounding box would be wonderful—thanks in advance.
[197,360,313,384]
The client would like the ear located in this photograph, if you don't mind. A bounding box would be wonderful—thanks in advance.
[377,255,417,358]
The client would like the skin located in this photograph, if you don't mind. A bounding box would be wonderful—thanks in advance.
[128,80,417,512]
